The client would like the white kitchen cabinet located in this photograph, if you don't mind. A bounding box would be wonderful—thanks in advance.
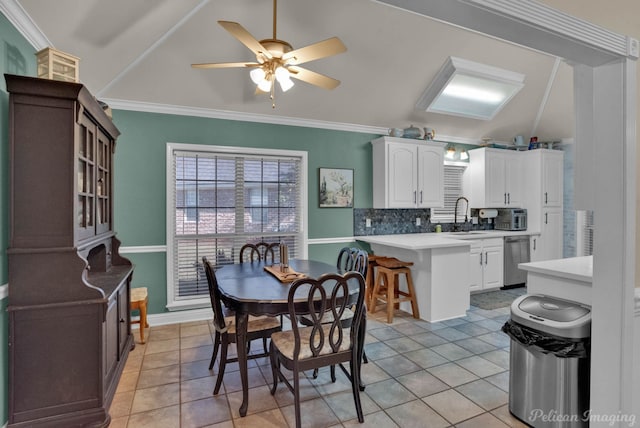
[469,237,504,292]
[467,148,524,208]
[530,208,563,261]
[524,149,564,261]
[541,150,563,207]
[372,137,445,208]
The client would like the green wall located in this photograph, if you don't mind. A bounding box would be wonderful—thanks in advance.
[112,110,378,313]
[0,11,37,425]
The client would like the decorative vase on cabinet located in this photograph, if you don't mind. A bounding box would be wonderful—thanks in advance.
[5,74,134,428]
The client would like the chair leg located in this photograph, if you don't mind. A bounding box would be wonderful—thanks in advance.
[369,270,383,314]
[350,356,365,423]
[213,336,228,395]
[405,271,420,319]
[209,331,221,370]
[312,368,319,379]
[293,370,302,428]
[362,350,368,364]
[262,336,268,354]
[269,342,279,395]
[386,272,395,324]
[330,364,336,383]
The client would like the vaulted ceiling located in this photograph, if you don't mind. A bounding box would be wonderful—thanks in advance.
[14,0,574,143]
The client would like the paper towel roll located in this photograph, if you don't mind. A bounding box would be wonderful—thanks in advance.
[479,209,498,219]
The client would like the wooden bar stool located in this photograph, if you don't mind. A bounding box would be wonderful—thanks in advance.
[365,255,385,309]
[131,287,149,344]
[369,257,420,324]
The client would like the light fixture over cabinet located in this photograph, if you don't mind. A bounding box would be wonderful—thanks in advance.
[416,57,525,120]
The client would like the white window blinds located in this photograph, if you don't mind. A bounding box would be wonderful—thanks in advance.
[169,147,303,305]
[430,164,467,223]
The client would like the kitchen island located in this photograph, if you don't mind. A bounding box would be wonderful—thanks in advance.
[518,255,593,306]
[357,234,472,322]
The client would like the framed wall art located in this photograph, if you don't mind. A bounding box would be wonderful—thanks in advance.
[319,167,353,208]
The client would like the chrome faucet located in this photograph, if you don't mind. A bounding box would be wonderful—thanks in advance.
[453,196,469,231]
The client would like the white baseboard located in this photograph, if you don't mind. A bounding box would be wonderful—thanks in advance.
[132,307,212,328]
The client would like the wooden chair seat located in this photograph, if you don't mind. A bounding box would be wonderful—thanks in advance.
[271,325,351,359]
[130,287,149,344]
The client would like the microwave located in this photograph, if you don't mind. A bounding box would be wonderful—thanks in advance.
[495,208,527,231]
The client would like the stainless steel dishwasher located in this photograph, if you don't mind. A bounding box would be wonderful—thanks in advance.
[502,235,530,288]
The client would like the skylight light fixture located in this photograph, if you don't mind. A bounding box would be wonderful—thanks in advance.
[416,57,525,120]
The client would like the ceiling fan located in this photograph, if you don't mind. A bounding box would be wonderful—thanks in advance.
[192,0,347,107]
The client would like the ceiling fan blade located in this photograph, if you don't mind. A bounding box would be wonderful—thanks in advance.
[282,37,346,65]
[218,21,272,60]
[191,62,260,69]
[288,66,340,90]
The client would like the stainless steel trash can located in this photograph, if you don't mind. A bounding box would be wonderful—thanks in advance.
[503,294,591,427]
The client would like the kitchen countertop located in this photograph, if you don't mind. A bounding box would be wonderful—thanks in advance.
[357,229,534,250]
[518,255,593,283]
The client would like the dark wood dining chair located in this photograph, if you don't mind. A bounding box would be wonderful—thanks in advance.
[239,243,260,263]
[202,257,282,394]
[255,241,278,264]
[269,271,366,428]
[301,247,370,379]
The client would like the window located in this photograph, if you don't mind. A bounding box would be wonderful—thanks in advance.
[430,164,467,223]
[166,143,308,310]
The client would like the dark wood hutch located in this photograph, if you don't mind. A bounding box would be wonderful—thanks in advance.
[5,74,134,427]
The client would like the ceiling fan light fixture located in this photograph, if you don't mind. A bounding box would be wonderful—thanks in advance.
[416,57,525,120]
[258,76,273,92]
[278,76,294,92]
[250,67,266,84]
[274,66,294,92]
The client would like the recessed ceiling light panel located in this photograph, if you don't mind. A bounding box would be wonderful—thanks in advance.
[416,57,525,120]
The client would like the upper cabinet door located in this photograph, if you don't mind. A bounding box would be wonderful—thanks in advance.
[417,145,444,208]
[387,142,418,208]
[505,152,524,207]
[542,151,563,207]
[485,151,507,206]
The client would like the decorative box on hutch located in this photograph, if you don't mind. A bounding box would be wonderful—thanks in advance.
[5,74,134,428]
[36,47,79,82]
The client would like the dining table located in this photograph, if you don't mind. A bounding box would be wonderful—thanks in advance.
[215,258,366,417]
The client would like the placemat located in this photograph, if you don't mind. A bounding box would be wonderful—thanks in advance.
[264,265,307,283]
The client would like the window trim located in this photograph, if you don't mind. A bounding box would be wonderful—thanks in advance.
[165,142,309,311]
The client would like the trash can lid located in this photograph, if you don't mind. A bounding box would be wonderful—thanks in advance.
[510,294,591,338]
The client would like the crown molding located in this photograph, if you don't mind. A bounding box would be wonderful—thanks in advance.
[101,98,388,135]
[0,0,50,49]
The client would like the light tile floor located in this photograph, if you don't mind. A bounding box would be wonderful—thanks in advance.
[110,300,530,427]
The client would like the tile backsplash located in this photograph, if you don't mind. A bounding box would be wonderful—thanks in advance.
[353,208,494,236]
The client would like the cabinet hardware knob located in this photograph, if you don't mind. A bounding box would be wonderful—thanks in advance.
[545,192,548,204]
[545,213,548,224]
[507,193,510,204]
[420,190,423,204]
[504,193,507,204]
[533,238,537,250]
[413,191,416,204]
[479,253,483,265]
[120,318,125,324]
